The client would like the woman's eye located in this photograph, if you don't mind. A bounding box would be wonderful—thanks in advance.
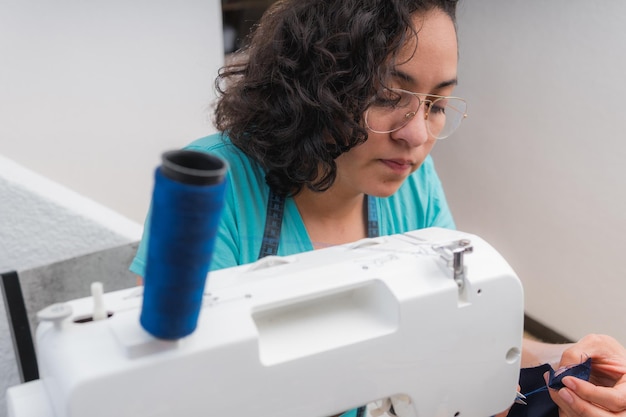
[429,99,448,114]
[375,93,411,108]
[430,103,446,114]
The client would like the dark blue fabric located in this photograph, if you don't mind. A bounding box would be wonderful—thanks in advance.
[508,358,592,417]
[367,194,379,238]
[549,358,592,390]
[258,190,286,259]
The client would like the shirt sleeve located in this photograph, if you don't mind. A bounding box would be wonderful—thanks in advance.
[128,207,151,277]
[130,133,262,276]
[204,171,240,271]
[128,173,240,276]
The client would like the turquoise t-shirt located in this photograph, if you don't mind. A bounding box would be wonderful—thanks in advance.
[129,132,455,276]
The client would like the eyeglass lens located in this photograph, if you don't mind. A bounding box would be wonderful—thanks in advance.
[366,90,466,139]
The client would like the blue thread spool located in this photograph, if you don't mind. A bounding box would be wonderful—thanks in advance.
[140,150,227,339]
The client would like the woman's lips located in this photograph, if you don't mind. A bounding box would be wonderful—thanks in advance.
[380,159,413,174]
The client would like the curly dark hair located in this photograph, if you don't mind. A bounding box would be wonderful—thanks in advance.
[214,0,458,196]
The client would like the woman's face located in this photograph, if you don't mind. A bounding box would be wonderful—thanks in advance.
[334,9,458,198]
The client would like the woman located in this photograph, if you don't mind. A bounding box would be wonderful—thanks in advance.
[131,0,461,274]
[131,0,626,415]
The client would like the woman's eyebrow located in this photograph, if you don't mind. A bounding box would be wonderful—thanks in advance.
[391,69,458,90]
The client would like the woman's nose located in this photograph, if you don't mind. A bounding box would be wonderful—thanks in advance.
[389,105,430,147]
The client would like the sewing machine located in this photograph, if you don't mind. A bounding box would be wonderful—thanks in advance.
[6,227,524,417]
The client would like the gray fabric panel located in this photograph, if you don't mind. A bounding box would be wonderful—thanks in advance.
[0,242,138,417]
[17,241,138,332]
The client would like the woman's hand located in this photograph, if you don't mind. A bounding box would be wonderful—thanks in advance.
[548,334,626,416]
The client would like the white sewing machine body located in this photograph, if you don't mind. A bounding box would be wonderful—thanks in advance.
[7,228,524,417]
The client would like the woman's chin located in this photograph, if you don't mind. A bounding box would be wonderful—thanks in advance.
[365,181,404,198]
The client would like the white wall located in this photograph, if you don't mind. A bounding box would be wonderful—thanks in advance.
[0,0,223,224]
[432,0,626,343]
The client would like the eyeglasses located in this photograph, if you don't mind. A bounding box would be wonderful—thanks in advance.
[365,88,468,139]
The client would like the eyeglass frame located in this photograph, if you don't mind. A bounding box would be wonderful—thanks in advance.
[364,87,468,139]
